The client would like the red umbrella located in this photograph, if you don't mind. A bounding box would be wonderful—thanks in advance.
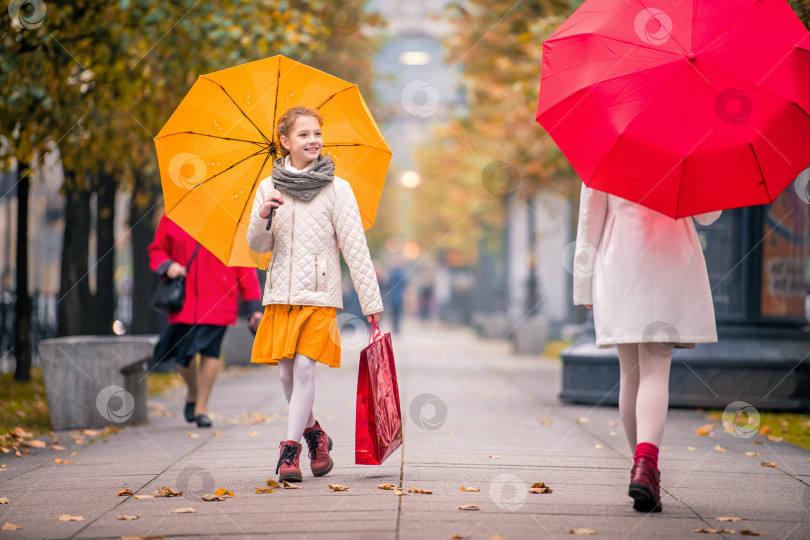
[536,0,810,219]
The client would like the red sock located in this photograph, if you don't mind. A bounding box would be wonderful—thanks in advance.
[634,442,659,469]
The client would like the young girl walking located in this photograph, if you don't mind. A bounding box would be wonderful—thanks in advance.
[573,185,721,512]
[246,106,383,482]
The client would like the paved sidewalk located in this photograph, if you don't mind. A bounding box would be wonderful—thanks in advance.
[1,320,808,539]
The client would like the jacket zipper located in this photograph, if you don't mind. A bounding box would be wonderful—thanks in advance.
[287,199,295,304]
[315,255,318,291]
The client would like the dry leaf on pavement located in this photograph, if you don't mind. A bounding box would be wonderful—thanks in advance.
[574,417,589,425]
[407,487,431,494]
[329,485,350,491]
[697,424,715,436]
[460,487,480,492]
[760,462,777,467]
[171,507,197,514]
[54,458,75,464]
[248,430,259,437]
[116,515,139,520]
[529,482,553,494]
[378,484,397,490]
[739,531,764,536]
[53,445,66,451]
[752,440,763,444]
[713,445,726,453]
[255,487,274,494]
[758,425,771,436]
[214,488,234,498]
[133,495,154,499]
[607,420,617,427]
[745,452,759,456]
[58,514,84,522]
[540,418,552,426]
[116,489,134,496]
[766,435,783,442]
[0,497,9,504]
[266,479,281,488]
[82,429,102,437]
[687,446,696,451]
[188,433,200,439]
[202,494,225,501]
[693,529,735,534]
[2,522,22,530]
[155,487,183,497]
[716,517,741,522]
[282,481,301,489]
[488,455,500,459]
[448,536,468,539]
[458,504,480,510]
[22,440,46,448]
[567,528,596,535]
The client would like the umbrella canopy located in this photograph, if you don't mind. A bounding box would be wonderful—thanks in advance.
[154,55,391,267]
[536,0,810,218]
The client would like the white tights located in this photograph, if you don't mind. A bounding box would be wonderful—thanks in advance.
[278,353,317,443]
[616,343,673,451]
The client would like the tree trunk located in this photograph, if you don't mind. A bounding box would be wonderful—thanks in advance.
[58,171,92,337]
[14,163,31,381]
[129,170,163,335]
[89,169,116,335]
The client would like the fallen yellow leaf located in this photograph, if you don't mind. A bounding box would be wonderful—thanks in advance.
[766,435,783,442]
[713,445,726,453]
[329,485,350,491]
[448,536,467,539]
[745,452,759,456]
[188,433,200,439]
[529,486,553,494]
[116,489,134,496]
[266,479,281,488]
[594,444,604,449]
[155,487,183,497]
[458,504,480,510]
[116,515,139,520]
[54,458,75,464]
[739,531,764,536]
[687,446,696,451]
[378,484,398,490]
[488,455,500,459]
[214,488,234,498]
[574,417,589,425]
[697,424,716,436]
[82,429,102,437]
[248,430,259,437]
[132,494,154,499]
[255,487,274,494]
[460,487,480,492]
[568,528,596,535]
[607,420,617,427]
[693,528,735,534]
[760,462,777,467]
[2,522,22,530]
[58,514,84,522]
[52,445,66,451]
[202,494,225,501]
[540,418,552,426]
[758,425,771,436]
[171,507,196,514]
[716,517,741,522]
[752,439,763,444]
[407,487,431,494]
[0,497,9,504]
[22,440,46,449]
[282,480,301,489]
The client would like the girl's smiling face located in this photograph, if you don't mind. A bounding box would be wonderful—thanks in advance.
[280,115,323,169]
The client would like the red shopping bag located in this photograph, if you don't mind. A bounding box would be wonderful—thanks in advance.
[355,320,402,465]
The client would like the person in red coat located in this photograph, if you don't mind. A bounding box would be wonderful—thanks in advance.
[149,214,263,428]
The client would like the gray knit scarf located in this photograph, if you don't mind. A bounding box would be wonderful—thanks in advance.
[271,154,335,202]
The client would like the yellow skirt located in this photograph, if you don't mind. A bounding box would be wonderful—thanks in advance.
[251,304,341,368]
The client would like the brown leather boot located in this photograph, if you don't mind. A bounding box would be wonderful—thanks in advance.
[628,457,662,512]
[276,441,303,482]
[303,421,333,477]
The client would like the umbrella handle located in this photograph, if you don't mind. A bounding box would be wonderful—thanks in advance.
[265,205,276,231]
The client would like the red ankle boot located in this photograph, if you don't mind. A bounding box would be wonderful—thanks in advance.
[303,421,333,477]
[276,440,302,482]
[629,457,662,512]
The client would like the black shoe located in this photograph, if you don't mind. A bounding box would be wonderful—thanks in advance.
[195,414,212,428]
[184,402,196,423]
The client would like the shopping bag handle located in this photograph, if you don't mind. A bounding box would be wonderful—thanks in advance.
[369,319,383,344]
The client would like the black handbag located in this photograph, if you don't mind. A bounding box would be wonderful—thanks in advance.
[151,243,200,313]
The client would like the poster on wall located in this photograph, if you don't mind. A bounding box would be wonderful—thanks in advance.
[760,169,809,317]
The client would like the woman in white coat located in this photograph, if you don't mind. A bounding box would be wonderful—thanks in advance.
[247,106,383,483]
[573,184,721,513]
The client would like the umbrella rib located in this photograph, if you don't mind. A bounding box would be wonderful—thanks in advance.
[270,60,282,152]
[315,86,356,110]
[229,150,273,265]
[748,142,773,203]
[201,75,271,146]
[156,131,268,147]
[323,142,392,154]
[165,148,268,214]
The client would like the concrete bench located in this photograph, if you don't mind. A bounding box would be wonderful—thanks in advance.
[39,335,158,430]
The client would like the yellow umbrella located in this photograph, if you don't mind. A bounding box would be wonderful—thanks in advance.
[154,55,392,268]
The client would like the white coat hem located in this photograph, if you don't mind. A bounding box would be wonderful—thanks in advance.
[595,335,718,349]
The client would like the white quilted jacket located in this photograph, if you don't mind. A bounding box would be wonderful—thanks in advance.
[246,158,383,316]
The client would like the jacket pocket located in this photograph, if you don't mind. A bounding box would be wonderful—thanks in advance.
[314,254,326,293]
